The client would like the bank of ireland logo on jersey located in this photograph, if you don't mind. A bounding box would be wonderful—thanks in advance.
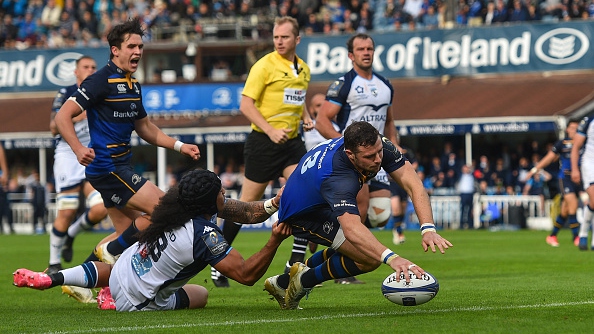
[45,52,83,86]
[534,28,589,65]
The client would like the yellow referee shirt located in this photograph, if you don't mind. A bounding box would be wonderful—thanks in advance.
[242,51,311,139]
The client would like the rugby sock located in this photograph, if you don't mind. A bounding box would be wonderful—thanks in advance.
[579,205,594,238]
[568,214,579,239]
[106,221,139,256]
[59,262,99,288]
[288,237,308,266]
[49,227,67,265]
[221,219,242,245]
[550,214,566,236]
[305,248,336,268]
[393,214,405,235]
[301,253,365,289]
[67,211,92,238]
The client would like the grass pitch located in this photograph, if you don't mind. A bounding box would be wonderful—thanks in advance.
[1,228,592,334]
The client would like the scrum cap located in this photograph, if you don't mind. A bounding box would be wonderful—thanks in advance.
[178,169,222,216]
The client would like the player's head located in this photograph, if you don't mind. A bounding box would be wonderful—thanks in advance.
[309,93,325,118]
[107,18,144,72]
[137,169,223,248]
[347,33,375,53]
[177,169,223,216]
[344,121,383,177]
[273,16,300,58]
[74,56,96,85]
[347,33,375,71]
[566,119,579,139]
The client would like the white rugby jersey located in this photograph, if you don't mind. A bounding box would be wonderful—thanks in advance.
[325,68,394,135]
[110,215,230,310]
[52,84,91,155]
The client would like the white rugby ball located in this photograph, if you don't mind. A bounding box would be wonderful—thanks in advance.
[381,270,439,306]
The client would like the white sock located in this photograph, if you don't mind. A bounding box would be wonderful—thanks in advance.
[67,212,91,238]
[49,229,66,265]
[580,206,594,238]
[62,262,98,288]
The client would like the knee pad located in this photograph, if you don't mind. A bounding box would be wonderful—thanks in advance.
[56,193,80,210]
[86,190,104,208]
[367,197,392,227]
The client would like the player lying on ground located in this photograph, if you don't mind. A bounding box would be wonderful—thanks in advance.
[14,169,292,311]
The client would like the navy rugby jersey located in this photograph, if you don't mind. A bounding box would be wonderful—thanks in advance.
[551,137,581,177]
[69,60,147,176]
[278,136,405,222]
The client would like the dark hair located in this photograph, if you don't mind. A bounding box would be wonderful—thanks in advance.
[107,17,144,59]
[136,169,221,253]
[344,121,380,153]
[346,33,375,53]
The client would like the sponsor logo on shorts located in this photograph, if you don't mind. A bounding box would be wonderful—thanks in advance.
[111,194,122,205]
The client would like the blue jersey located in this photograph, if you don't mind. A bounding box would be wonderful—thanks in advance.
[551,137,579,177]
[279,136,405,222]
[69,60,147,176]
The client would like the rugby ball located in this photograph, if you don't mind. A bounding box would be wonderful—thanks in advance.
[381,270,439,306]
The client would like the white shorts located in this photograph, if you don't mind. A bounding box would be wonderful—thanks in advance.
[581,163,594,189]
[109,271,179,312]
[53,152,85,193]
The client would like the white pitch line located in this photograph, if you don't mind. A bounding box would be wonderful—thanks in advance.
[39,300,594,334]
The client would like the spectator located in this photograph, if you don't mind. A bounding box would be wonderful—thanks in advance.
[40,0,62,30]
[16,11,38,47]
[0,143,13,234]
[422,5,440,28]
[0,14,19,48]
[508,0,529,22]
[523,169,552,214]
[457,164,476,229]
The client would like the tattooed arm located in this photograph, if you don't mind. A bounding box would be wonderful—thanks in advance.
[218,188,282,224]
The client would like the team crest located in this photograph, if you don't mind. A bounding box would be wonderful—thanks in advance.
[371,87,378,97]
[323,221,333,234]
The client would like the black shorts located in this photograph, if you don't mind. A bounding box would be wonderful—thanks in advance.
[389,180,408,200]
[560,175,582,197]
[284,207,342,248]
[243,131,306,183]
[86,166,148,209]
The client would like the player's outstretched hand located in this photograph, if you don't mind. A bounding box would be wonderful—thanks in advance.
[181,144,201,160]
[388,256,425,283]
[422,231,453,254]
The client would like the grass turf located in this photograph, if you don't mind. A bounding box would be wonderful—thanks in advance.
[1,228,592,333]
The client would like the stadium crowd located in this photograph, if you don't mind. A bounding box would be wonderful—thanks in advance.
[1,0,594,49]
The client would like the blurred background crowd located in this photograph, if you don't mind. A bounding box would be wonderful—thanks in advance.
[2,0,594,49]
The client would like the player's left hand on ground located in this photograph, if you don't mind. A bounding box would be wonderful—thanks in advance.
[422,231,453,254]
[182,144,201,160]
